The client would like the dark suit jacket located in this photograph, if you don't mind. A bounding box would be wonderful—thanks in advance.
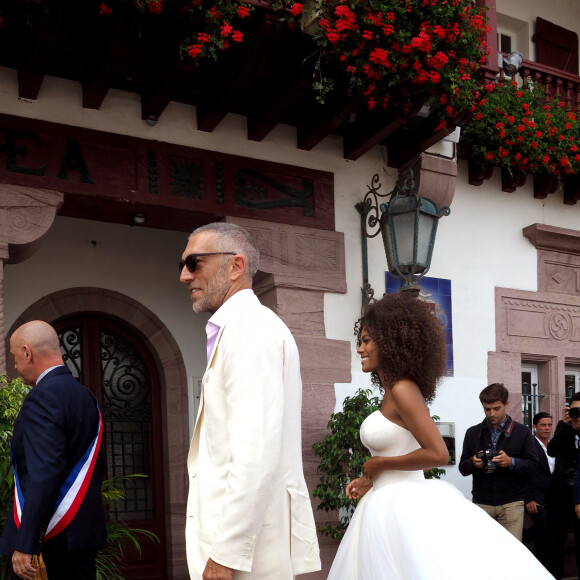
[525,437,552,506]
[547,420,579,502]
[0,366,106,556]
[458,417,537,505]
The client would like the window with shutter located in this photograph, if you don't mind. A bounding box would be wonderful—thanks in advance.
[534,17,579,74]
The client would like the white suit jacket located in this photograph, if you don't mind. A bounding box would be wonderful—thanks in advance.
[186,291,321,578]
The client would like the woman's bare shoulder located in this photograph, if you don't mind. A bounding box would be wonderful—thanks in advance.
[390,379,421,396]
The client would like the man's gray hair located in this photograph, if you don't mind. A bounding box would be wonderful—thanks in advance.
[189,222,260,279]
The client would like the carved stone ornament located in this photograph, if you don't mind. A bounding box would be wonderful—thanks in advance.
[0,185,63,263]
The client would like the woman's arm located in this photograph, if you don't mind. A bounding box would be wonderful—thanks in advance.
[362,380,448,479]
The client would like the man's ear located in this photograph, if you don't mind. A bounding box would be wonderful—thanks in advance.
[22,344,33,362]
[230,255,246,281]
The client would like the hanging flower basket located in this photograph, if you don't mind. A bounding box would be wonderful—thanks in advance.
[271,0,491,129]
[460,78,580,183]
[533,173,559,199]
[467,158,494,186]
[501,166,527,193]
[564,175,580,205]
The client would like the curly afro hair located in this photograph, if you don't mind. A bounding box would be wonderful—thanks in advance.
[355,292,446,403]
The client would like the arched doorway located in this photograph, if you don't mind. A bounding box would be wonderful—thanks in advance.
[8,287,190,578]
[54,314,167,580]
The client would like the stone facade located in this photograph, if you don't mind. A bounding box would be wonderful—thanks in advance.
[492,223,580,421]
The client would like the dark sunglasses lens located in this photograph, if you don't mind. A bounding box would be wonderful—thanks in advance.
[178,255,198,273]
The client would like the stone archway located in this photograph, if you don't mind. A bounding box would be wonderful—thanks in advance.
[7,287,190,579]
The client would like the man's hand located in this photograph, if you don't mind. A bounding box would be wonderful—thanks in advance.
[203,558,233,580]
[472,452,484,469]
[491,449,512,468]
[576,504,580,520]
[12,551,37,580]
[526,500,540,515]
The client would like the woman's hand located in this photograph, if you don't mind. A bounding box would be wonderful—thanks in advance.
[346,477,373,500]
[362,456,385,480]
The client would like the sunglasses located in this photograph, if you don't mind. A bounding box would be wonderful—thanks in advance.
[178,252,236,273]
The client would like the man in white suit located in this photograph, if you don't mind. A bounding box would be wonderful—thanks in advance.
[179,222,321,580]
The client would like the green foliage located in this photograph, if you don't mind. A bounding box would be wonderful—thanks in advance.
[461,78,580,177]
[0,376,31,578]
[424,414,447,480]
[96,475,159,580]
[273,0,490,129]
[312,388,445,539]
[311,388,380,539]
[0,376,31,514]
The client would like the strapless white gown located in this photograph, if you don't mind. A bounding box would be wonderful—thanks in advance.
[327,410,553,579]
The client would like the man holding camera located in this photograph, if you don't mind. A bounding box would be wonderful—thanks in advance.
[459,383,538,540]
[546,392,580,579]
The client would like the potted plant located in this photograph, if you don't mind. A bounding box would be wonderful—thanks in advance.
[97,475,159,580]
[460,78,580,194]
[272,0,490,130]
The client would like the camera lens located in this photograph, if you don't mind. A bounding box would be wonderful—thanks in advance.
[569,407,580,419]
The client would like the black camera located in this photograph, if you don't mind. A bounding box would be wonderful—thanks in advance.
[569,406,580,420]
[476,448,498,474]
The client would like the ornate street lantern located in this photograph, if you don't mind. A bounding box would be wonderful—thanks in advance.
[356,170,450,301]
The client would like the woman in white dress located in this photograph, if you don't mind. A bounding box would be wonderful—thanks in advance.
[328,292,553,579]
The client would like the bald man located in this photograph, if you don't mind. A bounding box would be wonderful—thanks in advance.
[0,321,106,580]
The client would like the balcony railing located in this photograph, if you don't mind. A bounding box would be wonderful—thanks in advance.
[519,58,580,112]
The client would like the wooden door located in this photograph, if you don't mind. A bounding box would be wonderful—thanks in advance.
[55,315,167,580]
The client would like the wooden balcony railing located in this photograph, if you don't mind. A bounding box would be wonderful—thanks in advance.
[519,59,580,112]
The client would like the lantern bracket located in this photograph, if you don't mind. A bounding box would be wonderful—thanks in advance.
[355,169,450,310]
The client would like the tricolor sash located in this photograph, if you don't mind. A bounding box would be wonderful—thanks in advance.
[13,402,103,540]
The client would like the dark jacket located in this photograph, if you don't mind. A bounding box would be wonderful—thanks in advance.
[459,416,537,505]
[0,366,106,556]
[548,420,580,502]
[525,437,553,506]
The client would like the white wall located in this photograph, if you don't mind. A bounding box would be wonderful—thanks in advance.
[497,0,580,61]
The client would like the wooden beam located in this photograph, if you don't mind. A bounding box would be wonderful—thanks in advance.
[141,59,195,123]
[196,13,280,133]
[343,101,425,161]
[17,0,63,100]
[296,105,350,151]
[248,67,313,142]
[81,5,137,110]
